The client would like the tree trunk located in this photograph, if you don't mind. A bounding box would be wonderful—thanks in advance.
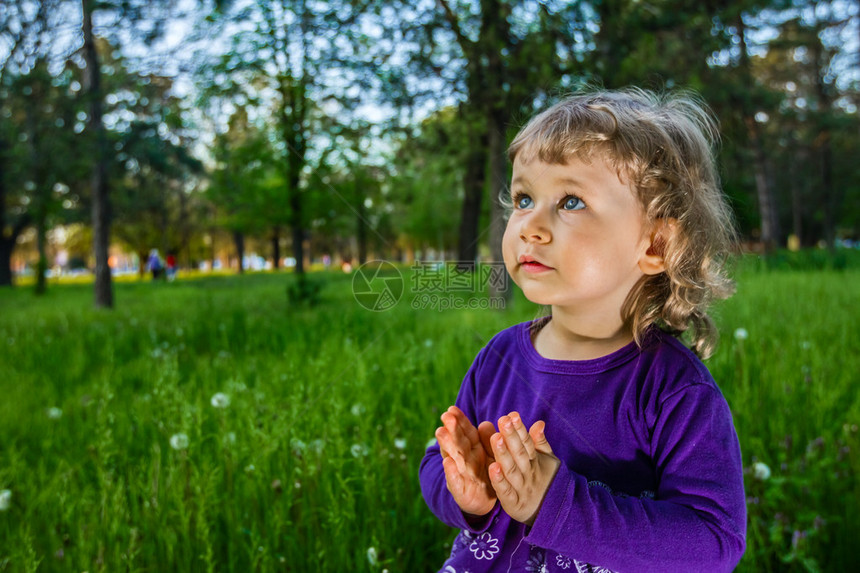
[486,114,511,300]
[82,0,113,307]
[457,117,487,265]
[744,117,780,250]
[0,134,11,286]
[811,29,838,251]
[233,231,245,274]
[35,217,48,295]
[289,187,304,275]
[737,15,779,252]
[0,239,13,287]
[271,226,281,270]
[356,183,367,265]
[789,146,804,246]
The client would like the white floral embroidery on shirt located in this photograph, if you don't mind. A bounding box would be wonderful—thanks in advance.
[574,560,615,573]
[525,548,548,573]
[556,554,573,569]
[469,532,500,560]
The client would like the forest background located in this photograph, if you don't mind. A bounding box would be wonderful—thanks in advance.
[1,1,859,572]
[1,0,858,300]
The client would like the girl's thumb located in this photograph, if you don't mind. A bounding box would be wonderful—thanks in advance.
[529,420,553,454]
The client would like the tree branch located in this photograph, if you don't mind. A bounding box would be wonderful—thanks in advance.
[436,0,474,55]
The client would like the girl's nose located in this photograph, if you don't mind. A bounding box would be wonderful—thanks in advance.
[519,212,551,244]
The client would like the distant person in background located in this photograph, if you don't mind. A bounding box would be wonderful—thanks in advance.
[166,252,177,282]
[148,249,163,281]
[421,88,746,572]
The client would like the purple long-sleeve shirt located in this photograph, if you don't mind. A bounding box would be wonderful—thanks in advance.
[420,319,746,572]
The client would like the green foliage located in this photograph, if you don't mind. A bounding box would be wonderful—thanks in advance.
[285,272,324,307]
[0,264,857,570]
[736,249,860,272]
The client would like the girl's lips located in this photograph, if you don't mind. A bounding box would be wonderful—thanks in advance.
[519,259,553,273]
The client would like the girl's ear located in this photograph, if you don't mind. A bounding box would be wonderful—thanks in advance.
[639,218,678,275]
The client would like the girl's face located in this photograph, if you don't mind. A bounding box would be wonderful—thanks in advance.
[503,153,657,324]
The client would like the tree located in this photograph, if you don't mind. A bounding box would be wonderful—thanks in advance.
[207,107,276,272]
[0,0,68,287]
[78,0,182,306]
[199,0,371,283]
[380,0,587,298]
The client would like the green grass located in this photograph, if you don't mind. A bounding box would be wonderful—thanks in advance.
[0,262,857,572]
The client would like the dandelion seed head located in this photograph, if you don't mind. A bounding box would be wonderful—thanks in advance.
[752,461,771,481]
[0,489,11,511]
[366,546,378,566]
[245,464,255,473]
[351,403,366,416]
[169,433,189,450]
[47,407,62,420]
[734,328,748,341]
[291,439,307,457]
[210,392,230,408]
[351,443,368,458]
[394,438,406,450]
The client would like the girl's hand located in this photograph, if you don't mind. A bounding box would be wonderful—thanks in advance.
[488,412,560,525]
[435,406,498,517]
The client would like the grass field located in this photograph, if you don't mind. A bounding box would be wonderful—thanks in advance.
[0,258,858,572]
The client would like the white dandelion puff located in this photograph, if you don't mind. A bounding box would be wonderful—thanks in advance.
[366,546,378,567]
[169,433,189,450]
[351,403,366,416]
[47,407,62,420]
[245,464,256,473]
[210,392,230,408]
[291,439,307,457]
[734,328,749,341]
[394,438,407,450]
[0,489,11,511]
[752,461,771,481]
[351,443,368,458]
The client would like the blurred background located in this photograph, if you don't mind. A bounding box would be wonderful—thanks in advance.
[1,1,858,572]
[1,0,857,296]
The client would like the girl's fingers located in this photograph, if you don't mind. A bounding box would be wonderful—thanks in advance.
[449,406,481,446]
[529,420,553,455]
[509,412,535,461]
[491,431,524,489]
[498,415,533,476]
[442,455,464,493]
[477,421,496,460]
[489,461,517,504]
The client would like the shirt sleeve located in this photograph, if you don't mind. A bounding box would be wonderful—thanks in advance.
[525,383,747,572]
[418,347,502,533]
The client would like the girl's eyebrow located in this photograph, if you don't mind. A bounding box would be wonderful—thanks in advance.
[510,175,528,187]
[554,176,585,189]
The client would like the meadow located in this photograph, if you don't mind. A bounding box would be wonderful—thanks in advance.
[0,256,858,572]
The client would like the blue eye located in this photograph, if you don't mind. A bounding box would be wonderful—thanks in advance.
[562,196,585,211]
[514,194,533,209]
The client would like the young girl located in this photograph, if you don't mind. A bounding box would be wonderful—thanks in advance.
[420,88,746,572]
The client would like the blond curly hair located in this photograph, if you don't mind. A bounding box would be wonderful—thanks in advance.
[507,87,736,358]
